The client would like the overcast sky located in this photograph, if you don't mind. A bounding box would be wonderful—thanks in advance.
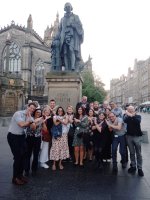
[1,0,150,89]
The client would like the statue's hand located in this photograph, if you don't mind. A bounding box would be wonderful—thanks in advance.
[66,21,71,27]
[71,23,76,28]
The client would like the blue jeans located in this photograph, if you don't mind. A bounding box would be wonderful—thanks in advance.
[112,135,127,167]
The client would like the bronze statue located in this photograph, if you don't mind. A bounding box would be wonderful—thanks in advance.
[51,2,84,71]
[51,34,61,71]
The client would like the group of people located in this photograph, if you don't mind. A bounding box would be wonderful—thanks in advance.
[7,96,144,186]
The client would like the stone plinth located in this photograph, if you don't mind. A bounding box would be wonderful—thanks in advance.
[46,72,83,110]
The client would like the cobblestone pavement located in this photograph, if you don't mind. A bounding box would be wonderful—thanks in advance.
[0,113,150,200]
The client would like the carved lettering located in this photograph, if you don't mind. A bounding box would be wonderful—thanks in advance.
[55,93,70,103]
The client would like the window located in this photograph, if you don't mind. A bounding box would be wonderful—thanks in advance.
[3,41,21,73]
[35,59,45,85]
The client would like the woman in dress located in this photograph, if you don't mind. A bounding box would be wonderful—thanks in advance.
[50,106,69,170]
[86,109,95,161]
[92,112,109,169]
[73,106,88,167]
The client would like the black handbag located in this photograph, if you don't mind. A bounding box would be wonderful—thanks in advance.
[77,131,84,138]
[68,124,75,137]
[82,132,90,145]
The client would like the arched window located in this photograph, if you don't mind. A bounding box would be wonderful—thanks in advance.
[35,59,45,85]
[3,41,21,73]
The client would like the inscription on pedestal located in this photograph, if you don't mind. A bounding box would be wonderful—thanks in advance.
[46,72,83,110]
[55,93,70,103]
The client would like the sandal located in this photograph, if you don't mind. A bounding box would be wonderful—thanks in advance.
[79,162,84,167]
[52,165,56,171]
[59,165,64,170]
[74,162,78,166]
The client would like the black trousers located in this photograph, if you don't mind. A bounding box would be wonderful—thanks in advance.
[68,134,74,160]
[93,132,107,163]
[24,136,41,173]
[7,132,26,179]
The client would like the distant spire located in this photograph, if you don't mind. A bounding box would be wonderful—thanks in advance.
[52,12,60,38]
[88,55,92,65]
[44,25,53,46]
[83,55,93,72]
[88,54,92,61]
[56,12,59,22]
[27,14,33,29]
[11,20,15,25]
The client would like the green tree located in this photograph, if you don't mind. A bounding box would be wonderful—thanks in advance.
[82,70,106,103]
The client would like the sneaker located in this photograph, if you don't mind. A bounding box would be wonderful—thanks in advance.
[138,169,144,177]
[128,167,136,174]
[40,163,49,169]
[106,159,111,163]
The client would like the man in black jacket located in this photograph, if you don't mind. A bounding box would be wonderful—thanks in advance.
[123,106,144,176]
[76,96,90,114]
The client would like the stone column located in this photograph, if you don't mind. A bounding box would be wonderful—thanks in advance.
[46,72,83,110]
[5,40,11,73]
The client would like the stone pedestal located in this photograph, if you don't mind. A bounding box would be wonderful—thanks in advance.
[46,72,83,110]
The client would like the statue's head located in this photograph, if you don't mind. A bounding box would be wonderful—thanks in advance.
[64,2,73,12]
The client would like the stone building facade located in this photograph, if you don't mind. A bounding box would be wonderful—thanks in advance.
[110,58,150,106]
[0,15,56,116]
